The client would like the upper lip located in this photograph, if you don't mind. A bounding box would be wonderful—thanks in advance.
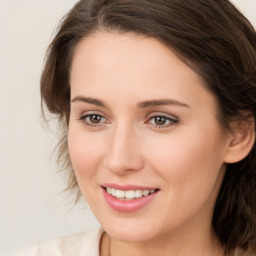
[101,183,159,191]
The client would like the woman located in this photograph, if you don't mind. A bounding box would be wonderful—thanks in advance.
[13,0,256,255]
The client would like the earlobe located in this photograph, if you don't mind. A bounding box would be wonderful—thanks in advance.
[224,118,255,164]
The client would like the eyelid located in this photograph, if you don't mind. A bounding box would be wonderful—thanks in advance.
[147,111,178,121]
[78,110,110,120]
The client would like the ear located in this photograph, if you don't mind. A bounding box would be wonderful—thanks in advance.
[224,117,255,164]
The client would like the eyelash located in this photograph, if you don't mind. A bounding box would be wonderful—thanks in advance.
[78,113,178,129]
[78,114,108,127]
[147,115,178,129]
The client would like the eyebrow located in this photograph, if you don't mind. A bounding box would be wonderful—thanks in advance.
[71,96,106,107]
[71,96,190,109]
[137,99,190,109]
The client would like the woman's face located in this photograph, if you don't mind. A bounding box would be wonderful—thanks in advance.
[68,32,230,242]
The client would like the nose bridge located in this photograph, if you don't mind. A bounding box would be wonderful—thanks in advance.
[104,121,143,174]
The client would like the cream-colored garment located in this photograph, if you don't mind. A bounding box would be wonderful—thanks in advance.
[9,227,250,256]
[9,228,104,256]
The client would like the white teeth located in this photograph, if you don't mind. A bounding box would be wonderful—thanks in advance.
[142,190,149,196]
[125,190,135,199]
[111,188,116,196]
[135,190,142,198]
[106,188,156,200]
[115,189,125,198]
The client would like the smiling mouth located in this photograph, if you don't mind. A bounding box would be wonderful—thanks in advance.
[103,187,159,200]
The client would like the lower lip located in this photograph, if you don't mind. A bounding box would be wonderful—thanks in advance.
[102,188,159,213]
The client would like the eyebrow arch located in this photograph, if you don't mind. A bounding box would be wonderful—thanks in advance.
[71,96,190,109]
[71,96,106,107]
[137,99,190,109]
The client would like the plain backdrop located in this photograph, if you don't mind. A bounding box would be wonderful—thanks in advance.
[0,1,255,255]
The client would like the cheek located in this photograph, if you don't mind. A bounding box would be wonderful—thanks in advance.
[145,130,225,228]
[68,126,105,181]
[148,124,225,197]
[68,126,109,206]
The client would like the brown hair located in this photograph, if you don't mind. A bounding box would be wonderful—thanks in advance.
[41,0,256,254]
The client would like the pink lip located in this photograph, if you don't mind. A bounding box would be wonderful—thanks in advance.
[101,185,159,213]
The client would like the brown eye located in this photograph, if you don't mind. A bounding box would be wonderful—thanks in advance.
[89,114,102,124]
[79,113,107,127]
[148,115,178,128]
[154,116,167,125]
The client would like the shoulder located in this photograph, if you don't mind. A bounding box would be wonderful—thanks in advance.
[9,227,104,256]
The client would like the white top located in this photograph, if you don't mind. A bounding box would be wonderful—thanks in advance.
[9,228,248,256]
[10,228,104,256]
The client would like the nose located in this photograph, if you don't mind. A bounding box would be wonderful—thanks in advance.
[103,125,144,175]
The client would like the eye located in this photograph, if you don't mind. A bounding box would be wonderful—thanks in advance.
[87,114,103,124]
[79,113,108,127]
[148,115,178,129]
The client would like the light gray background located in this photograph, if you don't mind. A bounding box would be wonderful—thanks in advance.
[1,1,255,255]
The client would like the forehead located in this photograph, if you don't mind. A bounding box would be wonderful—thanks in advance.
[71,31,196,81]
[70,31,216,112]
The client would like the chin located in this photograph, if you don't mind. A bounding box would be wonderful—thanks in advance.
[100,218,161,242]
[108,229,157,242]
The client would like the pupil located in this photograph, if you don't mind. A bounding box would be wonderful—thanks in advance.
[155,116,166,125]
[90,115,101,123]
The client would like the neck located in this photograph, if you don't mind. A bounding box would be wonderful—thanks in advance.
[101,224,225,256]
